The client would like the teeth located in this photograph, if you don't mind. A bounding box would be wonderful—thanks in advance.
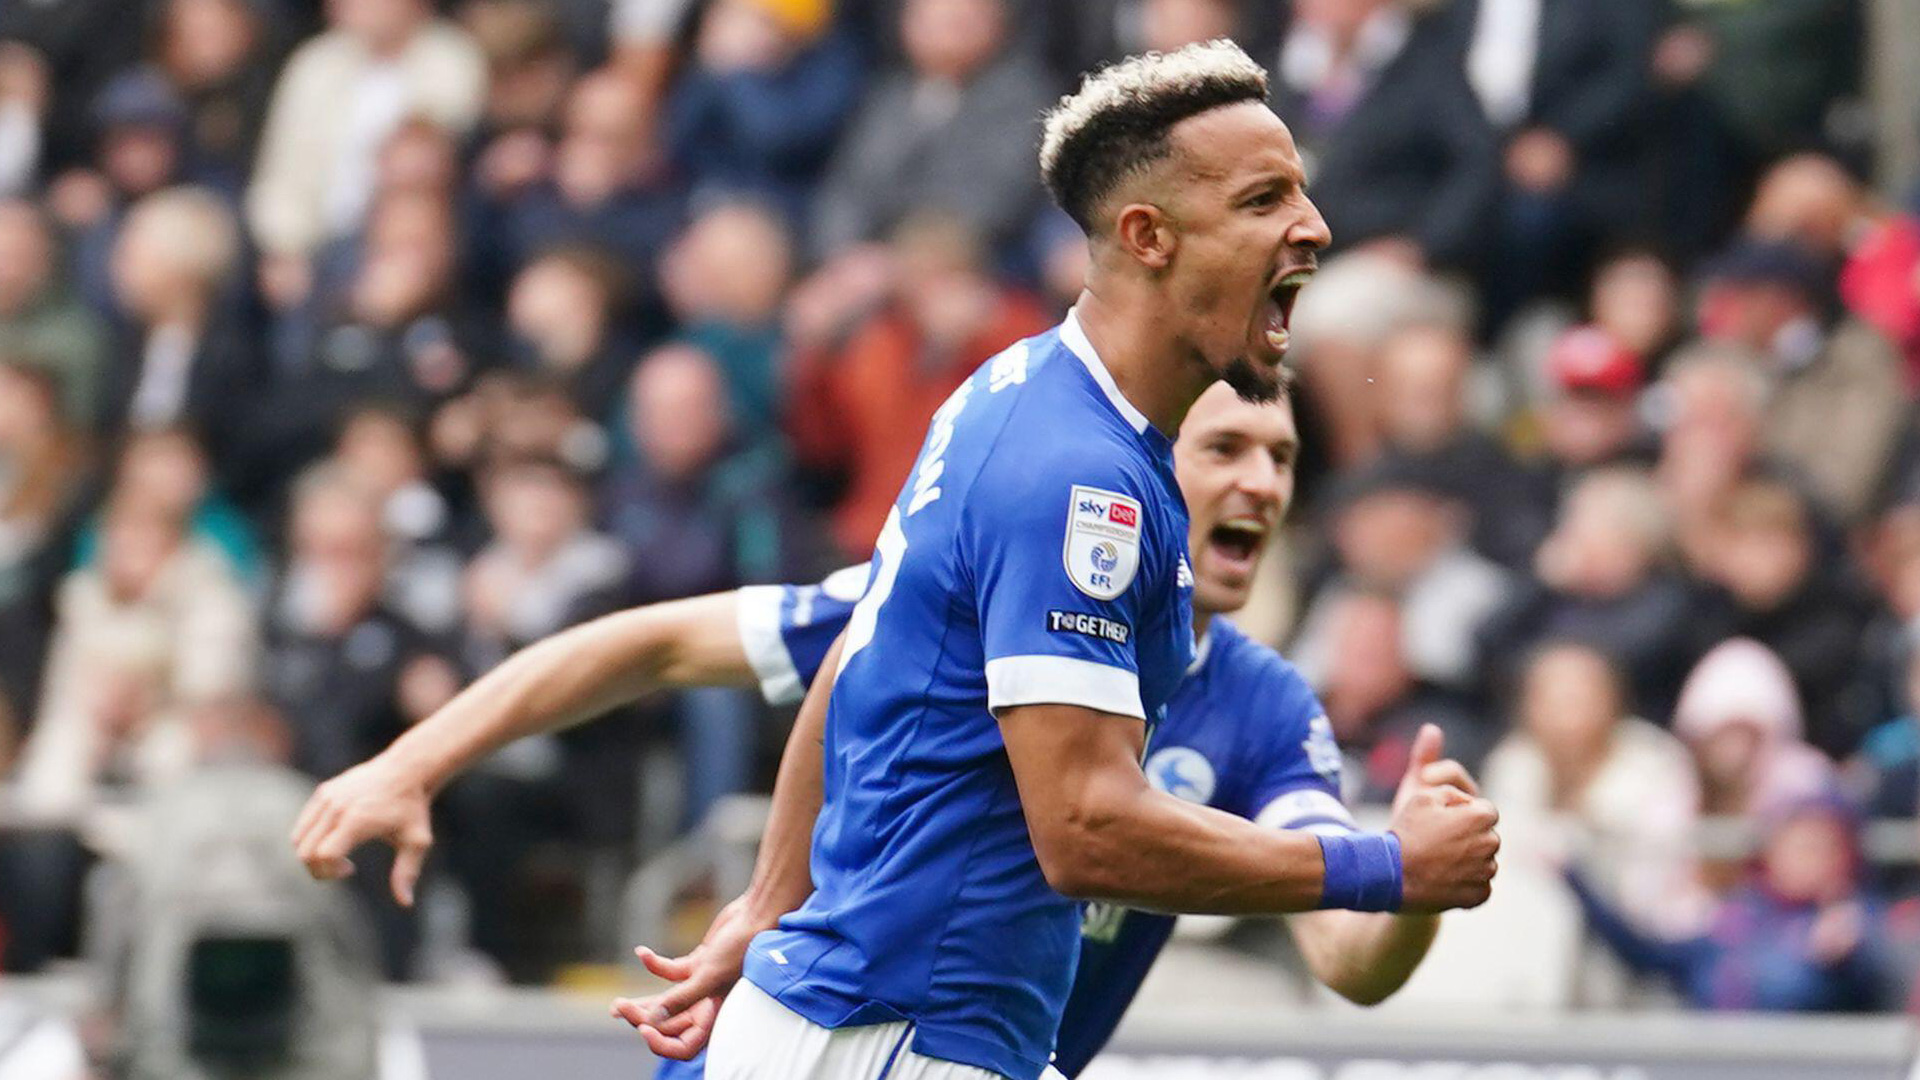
[1266,327,1290,351]
[1217,520,1267,538]
[1278,270,1314,288]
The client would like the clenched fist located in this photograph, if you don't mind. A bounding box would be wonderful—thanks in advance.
[1391,781,1499,913]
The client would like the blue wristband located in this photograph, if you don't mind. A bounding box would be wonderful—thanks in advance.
[1315,831,1403,912]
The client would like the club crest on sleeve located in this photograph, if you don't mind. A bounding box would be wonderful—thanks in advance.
[1304,714,1343,784]
[1064,485,1141,600]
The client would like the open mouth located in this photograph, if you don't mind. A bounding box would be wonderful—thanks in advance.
[1205,516,1269,574]
[1261,269,1313,356]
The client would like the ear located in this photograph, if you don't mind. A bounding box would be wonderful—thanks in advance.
[1114,203,1176,271]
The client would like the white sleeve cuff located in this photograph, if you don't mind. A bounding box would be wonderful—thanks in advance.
[1254,788,1357,836]
[985,655,1143,718]
[735,586,804,706]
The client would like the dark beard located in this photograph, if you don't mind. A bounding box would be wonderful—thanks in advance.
[1220,355,1286,404]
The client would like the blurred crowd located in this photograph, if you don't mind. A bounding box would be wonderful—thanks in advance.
[0,0,1912,1014]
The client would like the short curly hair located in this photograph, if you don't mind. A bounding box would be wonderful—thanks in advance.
[1039,39,1270,232]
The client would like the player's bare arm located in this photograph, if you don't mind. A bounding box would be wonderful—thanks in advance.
[613,632,846,1059]
[291,591,755,903]
[1286,724,1475,1004]
[998,705,1498,916]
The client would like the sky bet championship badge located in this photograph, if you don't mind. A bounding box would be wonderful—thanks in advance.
[1064,485,1142,600]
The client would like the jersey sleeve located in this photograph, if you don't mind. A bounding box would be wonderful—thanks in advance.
[966,452,1164,720]
[1232,660,1356,835]
[735,564,870,706]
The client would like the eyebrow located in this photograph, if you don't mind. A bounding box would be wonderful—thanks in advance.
[1228,166,1306,202]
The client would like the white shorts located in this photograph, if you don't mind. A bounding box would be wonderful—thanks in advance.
[704,980,1066,1080]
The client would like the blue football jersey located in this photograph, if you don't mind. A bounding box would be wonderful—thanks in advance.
[738,313,1195,1080]
[657,617,1349,1080]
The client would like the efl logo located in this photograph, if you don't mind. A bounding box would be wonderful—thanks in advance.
[1108,503,1138,527]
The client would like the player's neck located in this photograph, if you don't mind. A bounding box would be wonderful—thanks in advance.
[1192,609,1215,641]
[1072,287,1212,438]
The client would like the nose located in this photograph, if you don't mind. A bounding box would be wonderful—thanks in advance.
[1289,194,1332,252]
[1238,454,1284,506]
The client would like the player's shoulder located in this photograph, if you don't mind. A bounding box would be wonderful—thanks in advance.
[979,330,1144,450]
[969,407,1163,527]
[1204,619,1323,733]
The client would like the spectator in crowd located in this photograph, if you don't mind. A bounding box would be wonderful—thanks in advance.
[1484,641,1707,938]
[472,68,682,306]
[1654,346,1775,576]
[1308,587,1486,805]
[666,0,863,222]
[1455,0,1655,323]
[371,115,463,203]
[659,200,795,432]
[444,454,647,981]
[1674,637,1833,820]
[462,0,579,164]
[53,70,193,314]
[72,425,259,583]
[1486,468,1700,720]
[14,493,257,823]
[1567,792,1899,1013]
[1694,479,1873,757]
[1293,457,1514,697]
[810,0,1053,255]
[263,467,452,785]
[0,200,107,427]
[100,187,258,485]
[1270,0,1498,270]
[1745,153,1920,384]
[0,486,254,973]
[1282,248,1464,483]
[290,119,464,355]
[1587,248,1685,377]
[1374,318,1551,568]
[260,466,456,976]
[1854,498,1920,749]
[247,0,484,303]
[0,363,85,726]
[327,403,462,632]
[151,0,284,199]
[432,373,608,509]
[256,190,483,493]
[788,213,1047,556]
[607,343,804,601]
[1532,326,1655,484]
[1695,238,1908,524]
[503,245,643,426]
[1850,639,1920,820]
[296,119,464,330]
[463,456,626,671]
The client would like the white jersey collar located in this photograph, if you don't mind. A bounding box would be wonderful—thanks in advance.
[1186,624,1214,676]
[1061,307,1151,435]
